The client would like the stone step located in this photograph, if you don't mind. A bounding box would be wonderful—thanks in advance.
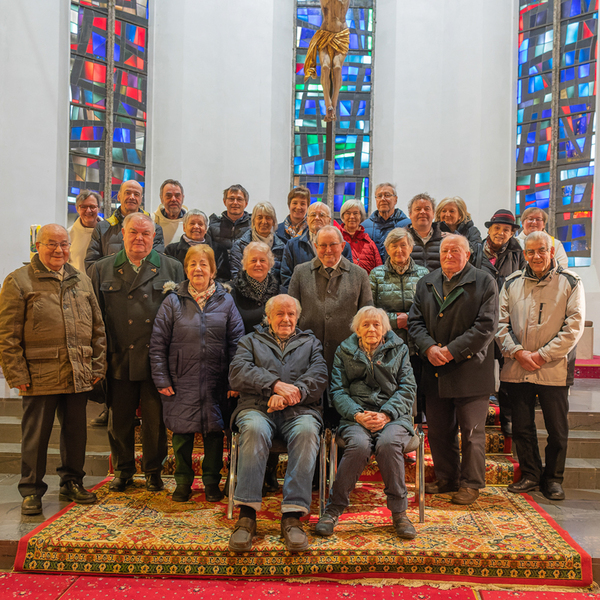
[538,428,600,459]
[535,410,600,431]
[0,442,110,477]
[562,457,600,490]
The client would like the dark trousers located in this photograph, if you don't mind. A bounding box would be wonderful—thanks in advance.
[19,393,88,498]
[171,431,224,487]
[108,377,167,478]
[426,392,489,489]
[504,382,569,484]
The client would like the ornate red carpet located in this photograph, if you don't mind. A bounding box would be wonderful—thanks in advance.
[14,478,592,588]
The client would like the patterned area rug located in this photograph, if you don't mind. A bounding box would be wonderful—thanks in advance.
[14,478,591,588]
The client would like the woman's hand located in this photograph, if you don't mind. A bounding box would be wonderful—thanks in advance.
[396,312,408,330]
[158,386,175,396]
[356,411,391,432]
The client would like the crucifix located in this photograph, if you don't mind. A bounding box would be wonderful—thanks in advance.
[304,0,350,211]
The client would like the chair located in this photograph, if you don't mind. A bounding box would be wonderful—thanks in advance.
[328,424,426,523]
[227,431,328,520]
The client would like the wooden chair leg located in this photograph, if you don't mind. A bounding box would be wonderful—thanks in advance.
[227,432,238,520]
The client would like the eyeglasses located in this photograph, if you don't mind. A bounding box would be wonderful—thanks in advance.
[317,243,341,249]
[525,218,544,223]
[79,204,99,212]
[375,193,395,199]
[40,242,70,251]
[524,248,549,257]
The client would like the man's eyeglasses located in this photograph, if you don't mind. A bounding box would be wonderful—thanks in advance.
[524,248,549,257]
[375,193,395,199]
[40,242,70,251]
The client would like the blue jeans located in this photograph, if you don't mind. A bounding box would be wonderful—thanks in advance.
[234,409,321,514]
[327,421,412,513]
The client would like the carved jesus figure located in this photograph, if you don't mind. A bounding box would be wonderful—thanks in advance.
[304,0,350,122]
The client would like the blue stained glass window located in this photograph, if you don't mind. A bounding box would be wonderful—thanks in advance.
[92,32,106,57]
[339,101,352,116]
[579,48,590,61]
[114,43,120,62]
[349,34,359,49]
[566,22,579,44]
[572,223,586,238]
[527,132,536,143]
[564,50,575,65]
[305,99,316,115]
[579,63,590,78]
[561,68,575,81]
[579,83,590,96]
[524,147,535,163]
[557,225,569,241]
[344,182,356,195]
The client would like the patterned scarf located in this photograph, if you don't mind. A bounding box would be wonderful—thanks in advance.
[189,281,216,310]
[245,272,270,301]
[269,326,295,350]
[389,260,410,275]
[284,216,307,239]
[252,230,274,248]
[183,234,204,246]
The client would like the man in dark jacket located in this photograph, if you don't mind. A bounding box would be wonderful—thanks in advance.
[361,183,410,261]
[208,184,252,281]
[408,234,498,505]
[280,202,353,292]
[89,214,184,493]
[471,209,526,436]
[85,180,164,271]
[228,294,328,553]
[0,224,107,515]
[406,192,443,272]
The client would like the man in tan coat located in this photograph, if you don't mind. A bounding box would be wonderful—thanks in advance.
[0,224,107,515]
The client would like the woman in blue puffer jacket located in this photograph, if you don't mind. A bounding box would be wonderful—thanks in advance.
[150,245,245,503]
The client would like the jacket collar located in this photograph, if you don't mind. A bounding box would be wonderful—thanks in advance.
[252,324,312,356]
[426,262,477,313]
[310,255,351,273]
[384,257,418,275]
[113,248,161,269]
[31,253,79,282]
[523,260,557,282]
[106,206,150,227]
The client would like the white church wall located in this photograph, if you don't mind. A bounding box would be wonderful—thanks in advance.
[0,1,70,281]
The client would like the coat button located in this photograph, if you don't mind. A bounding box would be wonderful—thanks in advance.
[143,294,148,299]
[435,372,438,377]
[146,344,150,348]
[145,319,151,323]
[439,312,443,317]
[109,286,113,290]
[128,295,133,299]
[467,355,472,359]
[128,319,133,325]
[129,344,134,349]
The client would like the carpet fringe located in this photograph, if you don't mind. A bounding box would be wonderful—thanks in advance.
[282,576,599,593]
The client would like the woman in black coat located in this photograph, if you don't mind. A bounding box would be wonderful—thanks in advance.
[435,196,482,247]
[150,245,245,503]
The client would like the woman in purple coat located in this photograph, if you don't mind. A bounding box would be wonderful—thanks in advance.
[150,245,245,503]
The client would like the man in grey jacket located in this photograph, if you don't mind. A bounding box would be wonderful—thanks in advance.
[497,231,585,501]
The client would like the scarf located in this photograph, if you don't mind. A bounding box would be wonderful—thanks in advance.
[189,281,216,310]
[183,234,204,246]
[284,216,307,239]
[252,230,274,248]
[389,260,410,275]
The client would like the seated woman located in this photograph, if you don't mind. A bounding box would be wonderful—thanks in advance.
[435,196,482,246]
[335,199,382,273]
[315,306,417,540]
[230,242,281,334]
[150,245,245,503]
[229,202,286,283]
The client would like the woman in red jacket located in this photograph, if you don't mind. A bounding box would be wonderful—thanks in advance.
[335,199,382,273]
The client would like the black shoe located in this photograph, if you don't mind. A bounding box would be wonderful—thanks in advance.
[542,481,565,501]
[425,479,459,494]
[315,512,339,537]
[507,477,539,494]
[109,477,134,492]
[204,483,224,502]
[146,474,164,492]
[392,513,417,539]
[281,517,308,552]
[90,408,109,427]
[21,495,42,516]
[59,481,97,504]
[172,484,192,502]
[501,421,513,437]
[229,517,256,553]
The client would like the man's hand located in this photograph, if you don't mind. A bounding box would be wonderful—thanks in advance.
[92,377,101,385]
[355,410,391,432]
[273,381,301,406]
[396,312,408,330]
[227,390,239,399]
[16,384,29,392]
[267,394,287,413]
[515,350,541,372]
[426,345,453,366]
[531,351,546,368]
[158,386,175,396]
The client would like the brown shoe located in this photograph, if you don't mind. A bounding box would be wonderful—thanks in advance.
[451,487,480,505]
[425,479,459,494]
[229,517,256,553]
[281,517,308,552]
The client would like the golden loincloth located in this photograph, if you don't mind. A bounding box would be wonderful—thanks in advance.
[303,28,350,82]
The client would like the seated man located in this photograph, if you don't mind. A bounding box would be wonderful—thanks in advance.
[228,294,328,553]
[315,307,417,539]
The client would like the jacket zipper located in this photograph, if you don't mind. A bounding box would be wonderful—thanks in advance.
[538,303,544,325]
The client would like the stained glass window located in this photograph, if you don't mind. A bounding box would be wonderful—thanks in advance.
[69,0,149,218]
[516,0,597,267]
[294,0,373,214]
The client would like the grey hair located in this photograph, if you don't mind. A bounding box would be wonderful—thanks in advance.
[183,208,208,228]
[408,192,436,214]
[375,182,397,196]
[242,241,275,270]
[307,201,331,217]
[340,199,367,222]
[265,294,302,319]
[440,233,470,253]
[75,190,101,209]
[351,306,392,335]
[37,224,69,244]
[316,225,344,245]
[252,202,277,233]
[525,230,552,249]
[384,227,415,250]
[122,212,155,232]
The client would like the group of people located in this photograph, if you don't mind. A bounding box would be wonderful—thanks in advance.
[0,178,585,555]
